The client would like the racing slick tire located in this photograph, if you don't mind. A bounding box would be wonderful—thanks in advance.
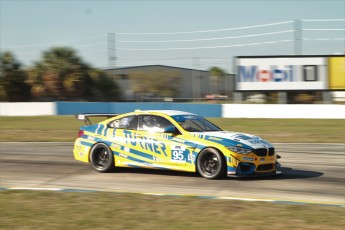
[196,148,226,179]
[89,143,115,173]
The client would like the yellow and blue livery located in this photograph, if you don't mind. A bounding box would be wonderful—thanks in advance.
[73,110,281,179]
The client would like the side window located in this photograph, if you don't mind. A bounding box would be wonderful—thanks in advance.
[183,119,204,132]
[111,115,138,130]
[139,115,173,132]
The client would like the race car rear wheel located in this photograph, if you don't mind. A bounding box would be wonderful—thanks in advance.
[196,148,226,179]
[90,143,115,173]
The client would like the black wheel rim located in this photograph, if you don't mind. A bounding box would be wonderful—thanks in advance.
[200,152,219,176]
[92,146,110,169]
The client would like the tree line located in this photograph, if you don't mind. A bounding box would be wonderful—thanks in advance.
[1,47,227,102]
[0,47,121,102]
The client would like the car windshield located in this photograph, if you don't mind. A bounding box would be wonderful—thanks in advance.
[171,115,222,132]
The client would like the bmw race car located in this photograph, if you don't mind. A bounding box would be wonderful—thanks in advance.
[73,110,281,179]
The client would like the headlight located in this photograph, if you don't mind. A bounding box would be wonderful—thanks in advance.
[227,146,252,154]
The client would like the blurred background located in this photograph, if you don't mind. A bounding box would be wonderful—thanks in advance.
[1,3,344,228]
[0,0,344,104]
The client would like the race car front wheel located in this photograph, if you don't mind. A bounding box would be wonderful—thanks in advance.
[196,148,226,179]
[90,143,115,173]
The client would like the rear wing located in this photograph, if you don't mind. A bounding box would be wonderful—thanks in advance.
[75,113,119,125]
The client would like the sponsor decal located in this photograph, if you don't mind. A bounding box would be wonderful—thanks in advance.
[242,157,254,161]
[248,139,263,145]
[227,156,232,162]
[238,65,294,82]
[193,133,206,139]
[87,136,95,141]
[208,137,223,141]
[329,57,345,90]
[119,153,128,158]
[111,143,121,149]
[173,138,185,143]
[155,157,163,162]
[172,146,186,151]
[234,134,252,140]
[187,154,195,162]
[123,130,167,156]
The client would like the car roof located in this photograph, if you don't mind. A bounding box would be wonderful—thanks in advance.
[136,110,197,116]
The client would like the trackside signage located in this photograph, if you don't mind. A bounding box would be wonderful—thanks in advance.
[236,57,328,91]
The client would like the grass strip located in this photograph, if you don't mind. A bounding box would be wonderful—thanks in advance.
[0,116,344,142]
[0,190,344,230]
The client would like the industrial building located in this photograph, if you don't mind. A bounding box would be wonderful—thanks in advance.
[105,65,235,101]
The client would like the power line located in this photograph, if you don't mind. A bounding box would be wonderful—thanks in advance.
[116,39,292,51]
[303,38,345,41]
[3,19,343,48]
[3,35,105,49]
[116,58,232,65]
[3,18,344,70]
[304,29,345,31]
[302,19,345,22]
[118,30,294,43]
[117,20,293,35]
[2,18,343,49]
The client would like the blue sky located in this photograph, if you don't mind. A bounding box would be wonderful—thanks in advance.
[1,0,344,73]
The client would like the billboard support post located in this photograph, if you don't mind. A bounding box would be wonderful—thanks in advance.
[322,92,332,104]
[278,92,287,104]
[233,92,243,103]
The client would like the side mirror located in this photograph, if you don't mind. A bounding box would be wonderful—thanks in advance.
[164,126,177,134]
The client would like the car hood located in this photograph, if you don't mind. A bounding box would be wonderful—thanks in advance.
[196,131,273,149]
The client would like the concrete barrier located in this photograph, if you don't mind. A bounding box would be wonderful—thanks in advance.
[0,102,56,116]
[56,102,222,117]
[222,104,345,119]
[0,102,344,119]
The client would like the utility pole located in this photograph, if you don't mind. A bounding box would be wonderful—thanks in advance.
[293,20,302,55]
[107,33,116,79]
[192,57,201,100]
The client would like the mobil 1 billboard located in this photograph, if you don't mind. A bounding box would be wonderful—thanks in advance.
[236,55,345,91]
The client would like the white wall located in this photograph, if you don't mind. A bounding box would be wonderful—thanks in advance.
[0,102,56,116]
[222,104,345,119]
[0,102,344,119]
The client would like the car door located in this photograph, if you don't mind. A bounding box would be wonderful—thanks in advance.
[108,115,155,167]
[137,115,193,167]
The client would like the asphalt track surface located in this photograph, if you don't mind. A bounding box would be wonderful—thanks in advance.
[1,142,344,205]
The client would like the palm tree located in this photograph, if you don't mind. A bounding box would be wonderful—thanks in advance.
[0,51,31,101]
[29,47,87,100]
[29,47,121,101]
[209,66,226,94]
